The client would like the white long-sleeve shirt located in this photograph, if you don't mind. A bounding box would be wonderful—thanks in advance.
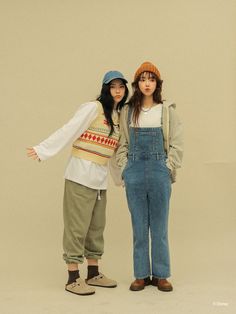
[34,101,112,190]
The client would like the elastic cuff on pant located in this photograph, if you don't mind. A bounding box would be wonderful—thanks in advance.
[63,254,84,264]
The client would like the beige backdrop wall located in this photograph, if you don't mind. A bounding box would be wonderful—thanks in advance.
[1,0,235,297]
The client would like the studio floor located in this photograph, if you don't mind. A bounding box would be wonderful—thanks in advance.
[1,273,235,314]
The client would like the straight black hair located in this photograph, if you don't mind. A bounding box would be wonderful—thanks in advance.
[97,80,129,136]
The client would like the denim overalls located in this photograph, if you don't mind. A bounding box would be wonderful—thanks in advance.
[123,108,171,279]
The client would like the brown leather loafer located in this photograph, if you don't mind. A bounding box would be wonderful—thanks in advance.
[129,277,151,291]
[152,277,173,292]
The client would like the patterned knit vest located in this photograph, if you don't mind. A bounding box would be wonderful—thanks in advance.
[72,101,119,165]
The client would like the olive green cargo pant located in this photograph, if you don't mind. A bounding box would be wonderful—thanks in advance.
[63,179,107,264]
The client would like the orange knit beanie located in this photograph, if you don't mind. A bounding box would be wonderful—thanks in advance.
[134,61,161,81]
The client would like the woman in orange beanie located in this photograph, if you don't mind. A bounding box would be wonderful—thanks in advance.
[116,61,183,292]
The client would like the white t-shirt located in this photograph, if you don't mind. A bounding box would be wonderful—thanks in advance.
[130,103,162,127]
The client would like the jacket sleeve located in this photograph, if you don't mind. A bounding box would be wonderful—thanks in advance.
[108,150,123,186]
[116,106,129,173]
[166,106,184,171]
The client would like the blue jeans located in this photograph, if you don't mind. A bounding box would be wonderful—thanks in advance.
[123,127,171,279]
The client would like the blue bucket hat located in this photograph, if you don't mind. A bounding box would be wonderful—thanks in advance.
[102,70,128,84]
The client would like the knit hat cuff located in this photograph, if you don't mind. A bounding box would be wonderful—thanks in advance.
[134,62,161,81]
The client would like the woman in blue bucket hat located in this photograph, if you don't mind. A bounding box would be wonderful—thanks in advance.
[27,70,128,295]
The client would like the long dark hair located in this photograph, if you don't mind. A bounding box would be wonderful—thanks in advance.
[97,81,129,136]
[128,72,163,126]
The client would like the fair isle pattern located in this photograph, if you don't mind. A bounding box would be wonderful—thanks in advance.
[71,101,119,165]
[75,131,118,149]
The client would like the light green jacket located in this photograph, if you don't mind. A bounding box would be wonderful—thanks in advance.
[116,101,184,183]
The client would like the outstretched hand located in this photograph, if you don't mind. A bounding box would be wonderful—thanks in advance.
[27,148,41,162]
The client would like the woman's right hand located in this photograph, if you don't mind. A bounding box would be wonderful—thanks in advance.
[26,147,41,162]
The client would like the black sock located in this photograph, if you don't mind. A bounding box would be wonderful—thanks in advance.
[87,265,99,280]
[67,270,80,285]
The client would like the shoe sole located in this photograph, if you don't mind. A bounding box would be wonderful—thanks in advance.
[87,283,117,288]
[157,287,173,292]
[65,288,95,296]
[129,287,145,291]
